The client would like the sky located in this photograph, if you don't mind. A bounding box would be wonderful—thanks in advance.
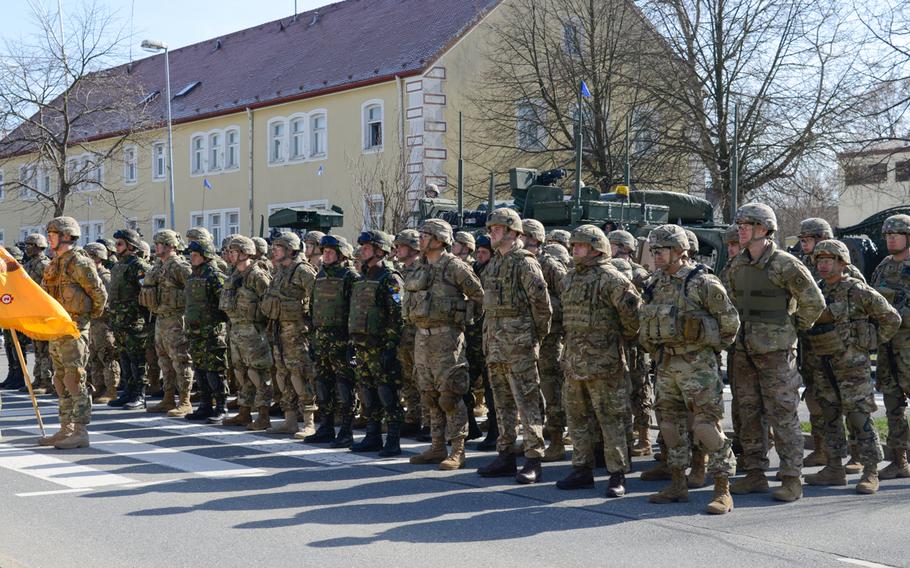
[2,0,335,59]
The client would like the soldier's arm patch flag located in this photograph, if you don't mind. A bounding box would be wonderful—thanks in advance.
[0,246,80,341]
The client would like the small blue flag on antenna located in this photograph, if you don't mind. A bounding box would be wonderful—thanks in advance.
[203,178,213,190]
[317,165,324,176]
[580,80,592,98]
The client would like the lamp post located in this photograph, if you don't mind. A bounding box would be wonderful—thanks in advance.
[141,39,176,230]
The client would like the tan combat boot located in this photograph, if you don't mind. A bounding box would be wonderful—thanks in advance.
[93,385,118,405]
[879,449,910,479]
[54,424,89,450]
[409,438,448,465]
[294,411,316,439]
[632,426,652,457]
[542,428,566,463]
[223,406,253,427]
[805,457,846,486]
[844,442,863,475]
[687,449,708,488]
[803,432,827,467]
[268,411,300,435]
[706,475,734,515]
[247,406,272,431]
[648,468,689,504]
[640,453,672,482]
[730,470,770,495]
[167,392,193,418]
[856,465,879,494]
[772,475,803,502]
[38,423,73,447]
[146,389,176,413]
[439,437,466,470]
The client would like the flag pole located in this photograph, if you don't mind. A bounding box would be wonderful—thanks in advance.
[9,331,46,437]
[202,181,207,219]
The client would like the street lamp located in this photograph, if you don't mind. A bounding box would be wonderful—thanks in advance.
[141,39,176,231]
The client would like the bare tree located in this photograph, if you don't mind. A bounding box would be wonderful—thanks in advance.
[466,0,697,203]
[346,150,413,236]
[0,1,153,220]
[641,0,873,220]
[750,157,840,239]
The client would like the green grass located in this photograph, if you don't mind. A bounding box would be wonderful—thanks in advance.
[800,416,889,438]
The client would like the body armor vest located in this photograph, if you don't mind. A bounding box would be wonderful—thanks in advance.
[483,249,534,318]
[562,266,619,335]
[109,256,144,307]
[313,265,352,328]
[405,254,467,327]
[732,252,789,324]
[185,263,225,328]
[43,249,93,316]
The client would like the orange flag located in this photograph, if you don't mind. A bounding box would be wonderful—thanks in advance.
[0,245,80,341]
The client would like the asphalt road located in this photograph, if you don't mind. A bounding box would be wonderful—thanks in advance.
[0,352,906,568]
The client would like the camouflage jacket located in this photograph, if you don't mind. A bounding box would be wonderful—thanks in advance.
[91,264,112,323]
[142,254,192,318]
[403,251,483,330]
[24,253,49,285]
[261,258,317,330]
[185,260,228,333]
[871,254,910,345]
[561,256,641,379]
[727,241,824,355]
[482,240,552,362]
[608,257,650,291]
[108,253,151,318]
[538,247,568,330]
[220,262,271,325]
[42,247,107,325]
[398,260,419,344]
[311,261,359,335]
[799,249,865,282]
[806,276,900,357]
[349,259,403,348]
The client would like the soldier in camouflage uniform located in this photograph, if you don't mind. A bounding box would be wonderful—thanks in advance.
[870,214,910,480]
[260,232,318,438]
[477,208,552,484]
[453,231,475,263]
[727,203,825,502]
[471,235,498,451]
[802,240,899,494]
[453,229,485,440]
[183,239,230,423]
[720,225,743,457]
[546,229,571,253]
[137,239,163,396]
[219,236,274,430]
[394,229,424,437]
[522,218,569,462]
[186,227,229,273]
[609,229,653,456]
[405,219,484,470]
[640,225,740,514]
[304,235,360,447]
[96,237,118,269]
[555,225,641,498]
[304,231,325,272]
[21,233,53,394]
[84,243,120,404]
[140,230,194,416]
[107,228,153,410]
[39,217,107,449]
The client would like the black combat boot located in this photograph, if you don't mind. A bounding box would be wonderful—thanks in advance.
[378,422,402,457]
[477,409,498,451]
[477,451,517,477]
[351,420,383,452]
[467,410,483,441]
[516,457,542,484]
[399,421,420,437]
[108,384,133,408]
[123,385,147,410]
[305,414,336,443]
[186,398,214,421]
[206,397,227,424]
[556,467,595,490]
[330,415,354,448]
[606,471,626,498]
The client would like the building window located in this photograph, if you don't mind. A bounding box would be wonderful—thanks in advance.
[632,108,660,157]
[152,215,167,234]
[311,113,326,157]
[0,229,4,245]
[362,194,384,230]
[363,102,383,151]
[845,163,888,186]
[19,226,44,242]
[208,132,223,171]
[190,207,240,246]
[18,165,37,200]
[123,146,138,184]
[153,142,166,180]
[191,135,205,174]
[269,119,286,163]
[896,160,910,183]
[290,116,307,160]
[516,102,547,151]
[0,169,4,201]
[226,129,239,170]
[79,221,104,244]
[563,21,580,55]
[226,211,239,235]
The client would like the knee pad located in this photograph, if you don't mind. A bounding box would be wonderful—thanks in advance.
[692,420,724,452]
[439,390,461,413]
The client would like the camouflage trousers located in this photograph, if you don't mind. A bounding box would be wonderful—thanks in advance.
[414,327,469,442]
[799,340,826,436]
[655,348,735,477]
[809,350,883,467]
[354,343,404,425]
[271,321,316,415]
[155,315,193,396]
[229,321,274,409]
[628,343,652,430]
[875,338,910,451]
[732,347,804,477]
[187,323,227,373]
[564,374,629,473]
[88,319,119,392]
[538,331,566,432]
[313,329,355,420]
[488,355,546,459]
[32,340,52,384]
[112,321,151,390]
[49,325,91,426]
[398,328,423,426]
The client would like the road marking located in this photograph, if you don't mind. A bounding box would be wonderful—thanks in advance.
[0,443,136,489]
[836,558,898,568]
[15,488,95,497]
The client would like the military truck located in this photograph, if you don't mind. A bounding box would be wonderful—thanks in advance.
[266,204,344,240]
[834,205,910,280]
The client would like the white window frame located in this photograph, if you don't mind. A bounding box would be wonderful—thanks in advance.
[362,194,384,231]
[152,214,167,235]
[632,107,660,158]
[19,226,44,243]
[18,164,38,200]
[83,154,103,191]
[268,118,288,164]
[362,100,384,152]
[208,131,223,171]
[123,145,138,185]
[191,134,206,175]
[189,207,240,246]
[289,114,308,161]
[152,141,166,181]
[310,111,327,158]
[516,101,547,152]
[563,18,582,56]
[225,128,240,170]
[79,220,105,244]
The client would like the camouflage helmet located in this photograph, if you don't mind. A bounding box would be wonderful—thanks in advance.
[338,238,355,259]
[569,224,611,256]
[83,242,108,261]
[24,233,48,248]
[799,218,833,239]
[5,245,24,261]
[304,231,326,247]
[684,229,699,255]
[220,236,233,252]
[272,232,301,252]
[251,237,268,257]
[476,234,493,252]
[419,218,454,246]
[96,238,116,255]
[724,225,740,244]
[735,202,778,232]
[546,229,571,249]
[394,229,420,250]
[113,228,142,249]
[543,243,571,265]
[187,239,218,260]
[137,241,151,259]
[153,229,181,248]
[607,230,637,253]
[46,216,81,239]
[882,214,910,236]
[486,207,523,234]
[812,239,851,265]
[357,230,394,254]
[454,231,476,252]
[228,235,256,256]
[648,224,689,250]
[186,226,212,243]
[521,219,545,243]
[319,234,355,259]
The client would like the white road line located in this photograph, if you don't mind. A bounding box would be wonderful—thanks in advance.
[836,558,898,568]
[15,488,95,497]
[0,443,136,489]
